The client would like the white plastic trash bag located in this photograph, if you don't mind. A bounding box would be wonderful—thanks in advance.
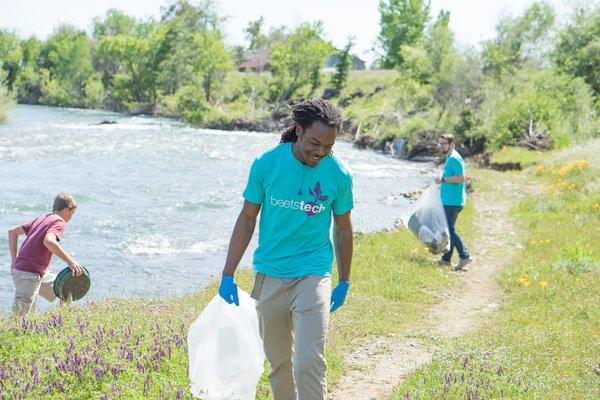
[401,185,450,254]
[188,290,265,400]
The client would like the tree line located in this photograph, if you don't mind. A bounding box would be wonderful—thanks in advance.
[0,0,598,150]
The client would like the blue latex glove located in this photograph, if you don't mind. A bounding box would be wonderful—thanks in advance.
[218,275,239,306]
[330,280,350,312]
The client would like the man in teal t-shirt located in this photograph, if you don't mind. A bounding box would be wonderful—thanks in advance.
[217,100,354,400]
[436,133,472,271]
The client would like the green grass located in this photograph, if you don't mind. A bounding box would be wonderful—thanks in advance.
[489,146,552,168]
[0,197,473,399]
[390,140,600,399]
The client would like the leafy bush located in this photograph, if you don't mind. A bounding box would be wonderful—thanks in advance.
[40,78,74,107]
[176,85,211,124]
[478,69,598,149]
[84,75,104,108]
[0,69,13,122]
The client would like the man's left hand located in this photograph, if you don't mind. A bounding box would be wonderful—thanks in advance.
[330,280,350,312]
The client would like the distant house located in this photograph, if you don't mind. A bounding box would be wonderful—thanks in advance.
[238,48,270,72]
[326,54,366,70]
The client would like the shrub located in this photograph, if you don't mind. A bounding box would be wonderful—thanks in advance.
[479,69,598,149]
[176,85,211,124]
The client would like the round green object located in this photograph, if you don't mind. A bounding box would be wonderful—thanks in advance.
[53,266,91,301]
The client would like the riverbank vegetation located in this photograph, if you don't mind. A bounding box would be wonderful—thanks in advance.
[0,70,11,122]
[1,0,598,153]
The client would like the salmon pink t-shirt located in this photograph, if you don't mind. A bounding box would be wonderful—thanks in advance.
[14,214,65,276]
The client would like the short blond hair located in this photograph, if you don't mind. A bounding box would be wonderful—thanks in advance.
[53,193,77,212]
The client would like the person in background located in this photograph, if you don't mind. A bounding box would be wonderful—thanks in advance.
[8,193,83,316]
[217,99,354,400]
[435,133,473,271]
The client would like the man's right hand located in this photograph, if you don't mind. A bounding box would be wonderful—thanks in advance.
[218,275,239,306]
[68,261,84,277]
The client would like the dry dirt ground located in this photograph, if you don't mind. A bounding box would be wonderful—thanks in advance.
[330,172,533,400]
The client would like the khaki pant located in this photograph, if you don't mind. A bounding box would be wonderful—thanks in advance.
[251,273,331,400]
[11,268,57,316]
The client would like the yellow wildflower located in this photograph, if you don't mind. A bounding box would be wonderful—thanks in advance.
[593,328,598,337]
[539,281,548,288]
[519,276,531,287]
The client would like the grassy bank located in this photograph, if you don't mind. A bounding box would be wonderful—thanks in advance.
[391,140,600,399]
[0,194,474,399]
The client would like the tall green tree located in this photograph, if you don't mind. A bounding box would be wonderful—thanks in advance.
[16,37,43,103]
[269,22,332,103]
[482,2,555,77]
[38,25,94,106]
[244,17,268,53]
[425,10,459,120]
[95,29,162,110]
[0,30,22,91]
[377,0,430,68]
[92,10,139,91]
[92,9,138,39]
[190,29,233,102]
[0,69,13,122]
[156,0,224,94]
[553,5,600,97]
[330,39,353,92]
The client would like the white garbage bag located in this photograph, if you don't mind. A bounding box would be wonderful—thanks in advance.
[401,185,450,254]
[188,290,265,400]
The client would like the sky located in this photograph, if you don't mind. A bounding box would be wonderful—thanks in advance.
[0,0,575,66]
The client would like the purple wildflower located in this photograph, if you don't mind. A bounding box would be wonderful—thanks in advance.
[143,374,152,395]
[173,335,185,348]
[461,355,469,368]
[94,367,105,379]
[32,364,40,387]
[137,362,147,373]
[111,365,124,379]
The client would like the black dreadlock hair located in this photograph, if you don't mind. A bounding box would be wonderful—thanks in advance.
[280,99,343,143]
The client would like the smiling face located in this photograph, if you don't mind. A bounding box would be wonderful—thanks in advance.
[293,121,337,167]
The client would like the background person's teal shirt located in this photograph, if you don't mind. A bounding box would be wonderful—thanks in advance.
[441,149,466,206]
[243,142,354,278]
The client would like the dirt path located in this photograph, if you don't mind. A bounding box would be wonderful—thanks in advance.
[330,173,532,400]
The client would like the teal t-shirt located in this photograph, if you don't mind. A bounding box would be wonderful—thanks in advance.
[440,149,466,206]
[243,142,354,278]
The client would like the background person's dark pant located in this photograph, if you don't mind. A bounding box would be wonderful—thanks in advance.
[442,206,470,262]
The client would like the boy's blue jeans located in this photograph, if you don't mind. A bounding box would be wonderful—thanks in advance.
[442,206,470,262]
